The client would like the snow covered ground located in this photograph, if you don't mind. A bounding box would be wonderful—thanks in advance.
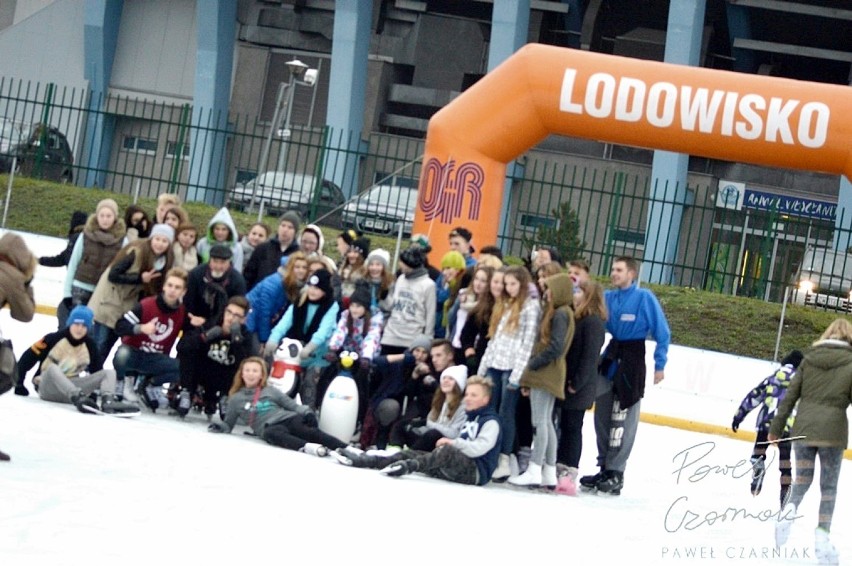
[0,230,849,565]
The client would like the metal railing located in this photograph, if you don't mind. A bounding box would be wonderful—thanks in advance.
[2,75,850,310]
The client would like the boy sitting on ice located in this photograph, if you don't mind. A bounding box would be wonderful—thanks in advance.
[379,375,501,486]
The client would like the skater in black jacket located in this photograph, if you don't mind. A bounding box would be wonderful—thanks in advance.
[177,296,256,419]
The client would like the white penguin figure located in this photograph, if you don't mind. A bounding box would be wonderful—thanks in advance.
[269,338,301,398]
[318,350,360,443]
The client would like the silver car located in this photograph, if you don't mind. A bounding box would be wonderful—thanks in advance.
[342,184,417,237]
[229,171,345,224]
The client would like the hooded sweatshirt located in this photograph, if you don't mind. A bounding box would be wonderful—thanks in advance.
[196,207,244,272]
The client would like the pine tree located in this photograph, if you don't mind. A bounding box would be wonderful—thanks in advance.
[522,201,587,262]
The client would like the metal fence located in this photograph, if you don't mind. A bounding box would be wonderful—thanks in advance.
[2,76,850,310]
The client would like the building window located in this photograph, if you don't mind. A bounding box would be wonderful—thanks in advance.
[519,213,557,230]
[122,136,158,155]
[166,141,190,160]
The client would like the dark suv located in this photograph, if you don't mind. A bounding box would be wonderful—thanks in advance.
[0,121,74,183]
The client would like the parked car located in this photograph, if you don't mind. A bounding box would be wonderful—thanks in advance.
[0,121,74,183]
[229,171,345,225]
[790,245,852,312]
[342,184,417,237]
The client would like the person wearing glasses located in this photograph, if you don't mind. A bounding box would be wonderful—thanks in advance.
[176,296,256,420]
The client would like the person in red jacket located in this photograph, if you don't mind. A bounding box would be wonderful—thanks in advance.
[113,268,190,411]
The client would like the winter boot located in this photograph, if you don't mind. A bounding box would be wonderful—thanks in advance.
[579,468,606,490]
[101,394,141,416]
[516,445,532,474]
[492,454,512,482]
[775,502,797,548]
[176,391,191,418]
[71,391,98,414]
[555,467,579,496]
[596,470,624,495]
[300,443,329,458]
[750,455,766,496]
[0,448,9,461]
[380,459,419,477]
[541,464,558,488]
[508,462,542,487]
[815,528,839,565]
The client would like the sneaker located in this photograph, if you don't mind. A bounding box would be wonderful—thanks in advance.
[380,459,418,477]
[750,455,766,496]
[177,391,191,418]
[775,502,797,547]
[508,463,541,487]
[101,395,141,416]
[579,469,606,490]
[71,391,98,414]
[815,527,839,565]
[596,470,623,495]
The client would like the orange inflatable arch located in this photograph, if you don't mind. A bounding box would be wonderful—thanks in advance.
[413,43,852,263]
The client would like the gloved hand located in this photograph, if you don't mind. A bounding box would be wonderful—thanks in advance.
[229,322,243,343]
[208,423,226,433]
[359,357,371,372]
[324,350,339,363]
[300,341,318,360]
[204,326,224,342]
[731,417,741,433]
[302,410,318,428]
[263,340,278,359]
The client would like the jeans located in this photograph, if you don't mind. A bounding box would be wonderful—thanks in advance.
[112,345,180,386]
[91,322,118,368]
[486,368,518,455]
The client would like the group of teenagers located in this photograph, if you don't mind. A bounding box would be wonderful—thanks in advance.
[5,192,679,499]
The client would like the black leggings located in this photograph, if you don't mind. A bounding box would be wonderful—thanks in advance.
[389,423,444,452]
[261,418,349,452]
[557,408,585,468]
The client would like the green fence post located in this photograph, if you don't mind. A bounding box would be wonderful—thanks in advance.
[169,103,191,194]
[33,82,55,179]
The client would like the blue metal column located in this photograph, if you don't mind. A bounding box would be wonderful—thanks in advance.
[82,0,123,188]
[725,2,757,73]
[641,0,706,284]
[187,0,236,205]
[489,0,530,249]
[324,0,371,199]
[833,177,852,251]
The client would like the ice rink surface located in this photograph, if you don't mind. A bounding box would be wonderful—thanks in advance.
[0,311,848,566]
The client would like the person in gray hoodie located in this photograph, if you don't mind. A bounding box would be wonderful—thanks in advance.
[208,357,348,455]
[380,246,436,356]
[196,207,244,272]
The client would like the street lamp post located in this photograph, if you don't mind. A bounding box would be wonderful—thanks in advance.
[275,59,310,173]
[253,58,318,212]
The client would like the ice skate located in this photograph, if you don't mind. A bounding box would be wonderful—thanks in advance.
[775,502,797,548]
[750,455,766,496]
[491,454,511,482]
[508,463,541,487]
[380,459,418,477]
[596,470,623,495]
[541,464,558,489]
[299,443,328,458]
[815,528,839,565]
[579,468,606,491]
